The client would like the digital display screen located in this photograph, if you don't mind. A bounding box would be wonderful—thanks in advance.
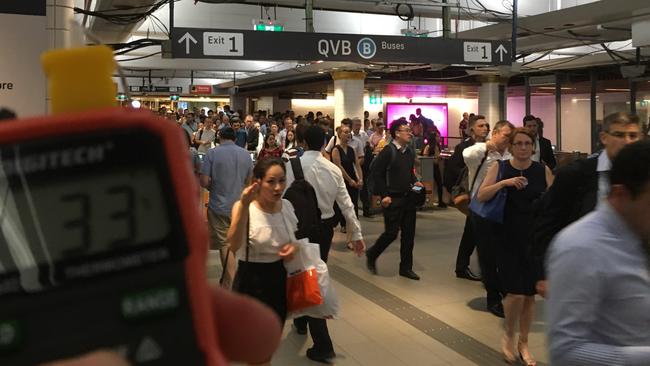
[0,131,185,293]
[385,103,449,140]
[10,168,169,264]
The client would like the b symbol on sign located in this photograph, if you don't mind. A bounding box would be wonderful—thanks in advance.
[357,38,376,59]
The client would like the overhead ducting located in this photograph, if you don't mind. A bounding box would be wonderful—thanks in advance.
[193,0,504,22]
[85,0,162,43]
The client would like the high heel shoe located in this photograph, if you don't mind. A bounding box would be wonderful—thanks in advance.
[501,334,516,364]
[517,339,537,366]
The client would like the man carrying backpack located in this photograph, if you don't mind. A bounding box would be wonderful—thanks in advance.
[284,124,365,364]
[444,115,488,281]
[366,119,424,280]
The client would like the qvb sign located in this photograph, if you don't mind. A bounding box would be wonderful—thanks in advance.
[171,28,511,66]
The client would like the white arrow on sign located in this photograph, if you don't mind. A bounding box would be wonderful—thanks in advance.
[495,44,508,62]
[178,32,198,55]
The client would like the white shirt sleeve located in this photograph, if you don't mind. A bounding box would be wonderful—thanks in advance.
[462,143,486,191]
[325,136,336,153]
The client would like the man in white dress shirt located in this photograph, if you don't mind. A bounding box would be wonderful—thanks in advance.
[463,120,514,317]
[285,125,365,363]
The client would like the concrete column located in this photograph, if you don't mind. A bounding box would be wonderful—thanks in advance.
[46,0,76,112]
[47,0,75,50]
[478,75,508,126]
[332,71,365,127]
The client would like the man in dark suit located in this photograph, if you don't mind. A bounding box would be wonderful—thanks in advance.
[444,115,489,281]
[523,115,556,169]
[532,112,643,296]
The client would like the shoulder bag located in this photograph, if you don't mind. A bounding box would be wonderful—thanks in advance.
[468,160,508,224]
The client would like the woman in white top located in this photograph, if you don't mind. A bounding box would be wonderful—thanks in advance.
[227,157,299,337]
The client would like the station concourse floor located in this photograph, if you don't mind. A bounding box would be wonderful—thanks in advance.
[207,208,549,366]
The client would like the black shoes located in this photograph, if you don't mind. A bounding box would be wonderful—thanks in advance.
[306,348,336,364]
[399,269,420,281]
[294,324,307,335]
[455,267,481,281]
[488,302,505,318]
[366,254,377,275]
[437,202,448,209]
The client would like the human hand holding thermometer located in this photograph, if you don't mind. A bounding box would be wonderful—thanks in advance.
[0,108,277,366]
[0,46,282,366]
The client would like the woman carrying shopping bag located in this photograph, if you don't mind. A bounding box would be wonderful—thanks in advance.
[227,157,299,365]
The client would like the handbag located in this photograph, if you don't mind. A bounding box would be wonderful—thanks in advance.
[469,160,508,224]
[280,209,323,313]
[451,151,488,215]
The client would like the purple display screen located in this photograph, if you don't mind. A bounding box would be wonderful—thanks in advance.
[385,103,448,140]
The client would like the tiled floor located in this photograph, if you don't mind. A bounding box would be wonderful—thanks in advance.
[209,208,549,366]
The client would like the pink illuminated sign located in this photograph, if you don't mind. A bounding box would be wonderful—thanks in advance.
[384,103,448,140]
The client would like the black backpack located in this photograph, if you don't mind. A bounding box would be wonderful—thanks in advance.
[367,143,398,196]
[283,157,322,242]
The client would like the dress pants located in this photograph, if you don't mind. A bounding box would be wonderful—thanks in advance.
[360,162,371,215]
[433,162,444,205]
[366,195,416,271]
[293,217,336,354]
[470,212,502,306]
[455,215,476,272]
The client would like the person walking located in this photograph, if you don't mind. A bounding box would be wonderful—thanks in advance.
[226,158,299,366]
[477,128,554,365]
[463,120,515,317]
[200,127,253,288]
[547,140,650,366]
[366,119,424,280]
[284,125,365,363]
[331,125,363,249]
[445,115,489,281]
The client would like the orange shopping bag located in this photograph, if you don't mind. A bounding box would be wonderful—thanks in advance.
[286,267,322,312]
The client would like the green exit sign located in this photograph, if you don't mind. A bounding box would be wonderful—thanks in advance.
[254,24,284,32]
[369,96,383,105]
[405,32,428,38]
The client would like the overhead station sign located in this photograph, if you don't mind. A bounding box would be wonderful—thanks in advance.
[171,27,511,66]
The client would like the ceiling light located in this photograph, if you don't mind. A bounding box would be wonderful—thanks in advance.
[318,71,324,74]
[605,88,630,92]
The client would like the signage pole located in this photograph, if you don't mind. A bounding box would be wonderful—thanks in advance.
[511,0,517,63]
[305,0,314,32]
[442,0,451,38]
[590,69,598,154]
[169,0,174,34]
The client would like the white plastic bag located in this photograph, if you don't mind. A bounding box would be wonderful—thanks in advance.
[284,239,318,275]
[288,241,339,319]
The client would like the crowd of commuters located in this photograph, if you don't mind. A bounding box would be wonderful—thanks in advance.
[166,104,650,365]
[4,101,648,365]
